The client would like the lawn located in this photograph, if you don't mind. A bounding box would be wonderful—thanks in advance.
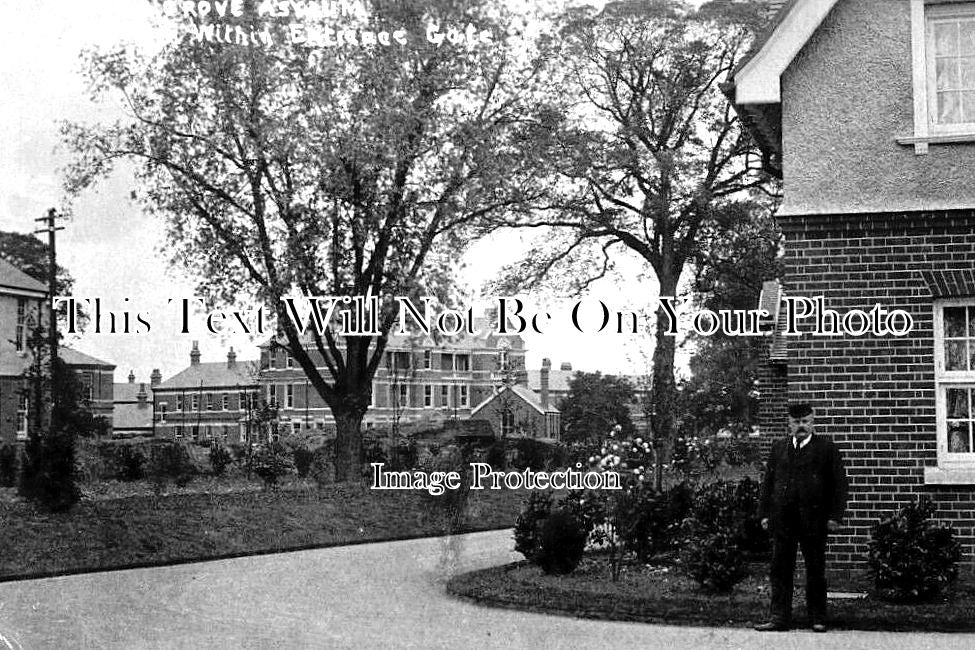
[447,555,975,632]
[0,481,526,581]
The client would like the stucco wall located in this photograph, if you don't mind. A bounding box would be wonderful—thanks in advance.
[780,0,975,215]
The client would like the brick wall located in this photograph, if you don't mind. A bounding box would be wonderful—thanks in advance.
[778,209,975,574]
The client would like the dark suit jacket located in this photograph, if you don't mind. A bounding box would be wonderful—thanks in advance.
[759,435,849,536]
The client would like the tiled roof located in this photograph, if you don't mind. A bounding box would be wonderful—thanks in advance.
[61,347,115,369]
[0,354,32,377]
[525,369,574,394]
[113,402,153,431]
[114,382,152,403]
[156,361,259,390]
[471,383,559,416]
[525,370,649,395]
[0,258,47,295]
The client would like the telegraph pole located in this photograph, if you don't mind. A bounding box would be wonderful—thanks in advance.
[34,208,63,373]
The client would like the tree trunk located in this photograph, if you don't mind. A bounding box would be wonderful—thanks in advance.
[333,405,365,483]
[652,269,679,493]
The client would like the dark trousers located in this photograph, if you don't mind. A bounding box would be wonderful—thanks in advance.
[769,520,828,623]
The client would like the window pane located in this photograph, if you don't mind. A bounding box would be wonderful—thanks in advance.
[961,20,975,55]
[961,57,975,88]
[939,91,962,122]
[936,21,959,56]
[946,340,968,370]
[945,307,967,337]
[938,58,960,90]
[963,91,975,122]
[948,421,971,452]
[947,388,970,418]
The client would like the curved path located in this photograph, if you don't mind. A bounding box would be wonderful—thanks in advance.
[0,529,969,649]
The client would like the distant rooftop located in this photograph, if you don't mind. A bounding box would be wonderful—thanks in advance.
[0,257,47,296]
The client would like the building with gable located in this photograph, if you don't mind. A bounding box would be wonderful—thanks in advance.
[729,0,975,572]
[152,343,261,443]
[0,258,48,444]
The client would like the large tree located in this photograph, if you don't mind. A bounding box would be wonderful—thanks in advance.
[484,0,773,489]
[62,1,557,480]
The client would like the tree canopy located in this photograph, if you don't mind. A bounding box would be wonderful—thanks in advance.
[482,0,776,488]
[559,371,636,443]
[62,0,558,479]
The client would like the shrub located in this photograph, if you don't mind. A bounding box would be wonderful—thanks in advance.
[868,498,962,602]
[514,490,554,561]
[510,438,550,471]
[251,445,294,488]
[536,509,588,575]
[678,478,766,592]
[388,438,418,471]
[484,439,506,469]
[20,423,80,512]
[114,445,146,481]
[292,446,314,478]
[680,531,748,593]
[685,478,768,555]
[209,444,232,476]
[615,481,694,562]
[309,443,335,487]
[0,444,18,487]
[228,443,250,463]
[147,443,197,493]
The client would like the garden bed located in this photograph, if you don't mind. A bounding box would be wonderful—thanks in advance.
[447,556,975,632]
[0,482,525,581]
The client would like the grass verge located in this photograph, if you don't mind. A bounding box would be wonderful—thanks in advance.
[0,483,525,581]
[446,556,975,632]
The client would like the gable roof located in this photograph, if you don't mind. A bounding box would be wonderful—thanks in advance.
[0,257,47,296]
[61,347,115,369]
[114,382,152,403]
[470,383,559,417]
[726,0,842,176]
[156,360,259,391]
[734,0,840,105]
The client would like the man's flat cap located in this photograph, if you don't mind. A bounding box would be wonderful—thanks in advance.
[788,403,813,418]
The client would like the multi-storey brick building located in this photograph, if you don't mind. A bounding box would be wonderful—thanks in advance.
[0,257,121,441]
[731,0,975,573]
[258,323,527,434]
[152,343,261,443]
[0,258,48,444]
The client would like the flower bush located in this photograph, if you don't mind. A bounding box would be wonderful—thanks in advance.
[868,498,962,602]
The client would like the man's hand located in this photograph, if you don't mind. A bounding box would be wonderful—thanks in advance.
[760,517,769,531]
[827,519,841,532]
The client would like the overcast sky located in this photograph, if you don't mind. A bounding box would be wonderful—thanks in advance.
[0,0,664,382]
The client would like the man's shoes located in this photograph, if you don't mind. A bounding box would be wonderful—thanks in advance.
[754,621,789,632]
[811,622,828,633]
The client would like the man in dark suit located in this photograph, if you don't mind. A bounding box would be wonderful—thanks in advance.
[754,403,849,633]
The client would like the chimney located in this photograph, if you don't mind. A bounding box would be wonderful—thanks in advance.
[128,370,135,383]
[190,341,201,366]
[150,368,162,386]
[137,383,148,408]
[227,347,237,369]
[560,362,572,371]
[540,358,551,409]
